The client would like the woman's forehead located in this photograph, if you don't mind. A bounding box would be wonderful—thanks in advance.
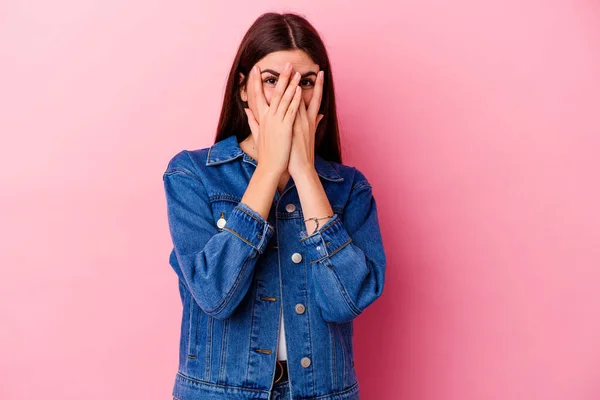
[257,50,319,71]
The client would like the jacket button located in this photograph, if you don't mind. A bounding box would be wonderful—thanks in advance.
[301,357,311,368]
[291,252,302,263]
[295,303,305,314]
[285,203,296,212]
[216,217,227,228]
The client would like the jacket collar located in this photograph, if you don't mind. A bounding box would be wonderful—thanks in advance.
[206,135,344,182]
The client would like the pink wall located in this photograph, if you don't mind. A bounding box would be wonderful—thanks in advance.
[1,1,599,399]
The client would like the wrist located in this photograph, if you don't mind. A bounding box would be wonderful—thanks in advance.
[255,164,283,182]
[292,166,319,186]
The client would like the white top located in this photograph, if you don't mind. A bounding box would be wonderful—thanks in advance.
[277,307,287,360]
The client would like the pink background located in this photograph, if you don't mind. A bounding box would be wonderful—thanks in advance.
[1,1,599,399]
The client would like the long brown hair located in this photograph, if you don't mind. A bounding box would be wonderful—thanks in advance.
[214,12,343,164]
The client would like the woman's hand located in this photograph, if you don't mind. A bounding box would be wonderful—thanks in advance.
[288,70,325,179]
[244,62,303,176]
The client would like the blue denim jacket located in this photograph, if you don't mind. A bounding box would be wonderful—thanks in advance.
[162,135,386,399]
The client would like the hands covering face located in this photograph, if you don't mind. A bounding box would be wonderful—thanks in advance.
[243,62,325,177]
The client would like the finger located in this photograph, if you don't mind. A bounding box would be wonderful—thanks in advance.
[251,65,268,117]
[244,107,259,137]
[276,70,302,120]
[317,113,325,126]
[307,70,324,119]
[284,86,302,126]
[298,94,307,121]
[269,62,294,114]
[292,95,303,129]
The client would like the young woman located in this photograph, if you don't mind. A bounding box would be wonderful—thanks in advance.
[163,12,386,400]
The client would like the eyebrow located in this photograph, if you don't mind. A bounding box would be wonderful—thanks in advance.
[260,68,317,79]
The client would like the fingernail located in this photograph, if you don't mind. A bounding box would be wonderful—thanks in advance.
[285,62,292,71]
[319,71,324,81]
[253,65,258,73]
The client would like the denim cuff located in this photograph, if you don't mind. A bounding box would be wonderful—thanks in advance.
[299,214,353,264]
[222,202,275,254]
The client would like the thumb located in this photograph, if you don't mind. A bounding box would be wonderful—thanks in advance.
[244,108,260,137]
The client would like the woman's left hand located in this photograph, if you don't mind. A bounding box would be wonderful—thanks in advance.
[288,70,325,178]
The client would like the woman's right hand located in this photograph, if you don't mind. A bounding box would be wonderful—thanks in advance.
[244,62,303,176]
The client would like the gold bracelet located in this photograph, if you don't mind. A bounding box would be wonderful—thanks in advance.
[304,215,334,234]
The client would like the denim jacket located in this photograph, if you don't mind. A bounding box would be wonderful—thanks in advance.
[162,135,386,399]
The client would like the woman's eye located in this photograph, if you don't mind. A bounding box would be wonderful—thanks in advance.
[263,77,315,88]
[300,79,315,87]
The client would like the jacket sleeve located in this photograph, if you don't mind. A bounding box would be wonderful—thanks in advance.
[163,162,274,320]
[299,171,386,323]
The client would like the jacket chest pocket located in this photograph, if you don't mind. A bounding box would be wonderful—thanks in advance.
[209,195,241,232]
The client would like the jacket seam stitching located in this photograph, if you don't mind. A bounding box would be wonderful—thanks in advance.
[313,380,359,399]
[245,280,258,384]
[335,323,347,389]
[175,371,268,394]
[310,238,352,264]
[235,204,271,229]
[205,315,213,379]
[218,318,229,383]
[328,263,362,318]
[221,226,258,250]
[329,322,337,390]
